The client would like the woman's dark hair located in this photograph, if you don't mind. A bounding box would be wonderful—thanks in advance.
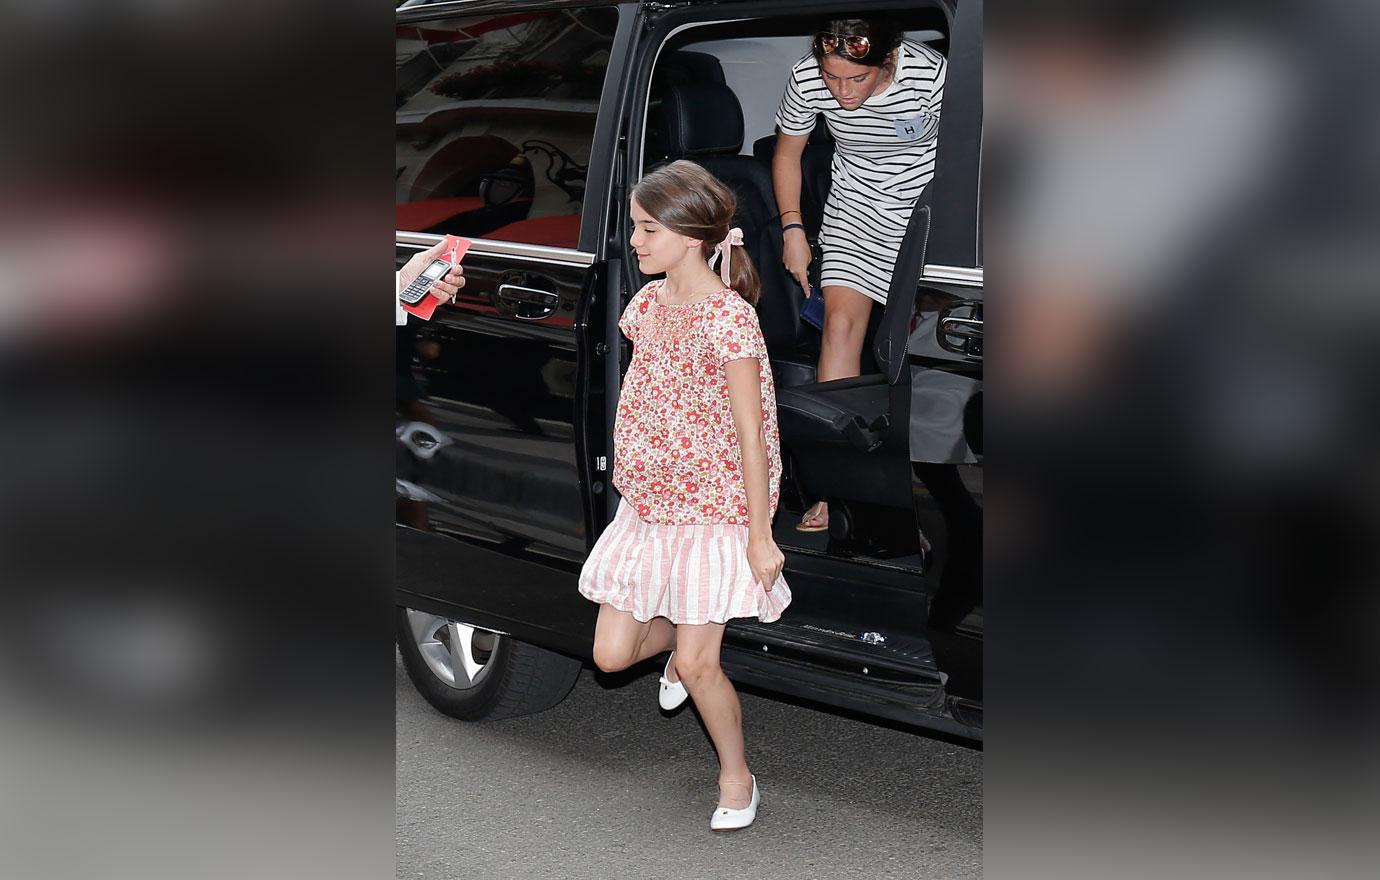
[811,16,905,69]
[630,160,761,308]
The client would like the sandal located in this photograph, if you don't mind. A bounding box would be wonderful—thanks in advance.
[795,500,829,533]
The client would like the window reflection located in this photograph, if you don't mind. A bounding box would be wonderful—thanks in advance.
[394,9,617,248]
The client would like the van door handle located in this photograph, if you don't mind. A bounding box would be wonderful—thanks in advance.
[496,284,559,320]
[938,316,983,338]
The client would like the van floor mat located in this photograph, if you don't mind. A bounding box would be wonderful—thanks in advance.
[771,515,925,573]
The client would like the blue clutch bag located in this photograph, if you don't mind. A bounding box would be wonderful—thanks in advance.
[800,287,824,330]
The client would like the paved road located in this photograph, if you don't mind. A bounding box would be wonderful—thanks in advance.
[397,653,982,879]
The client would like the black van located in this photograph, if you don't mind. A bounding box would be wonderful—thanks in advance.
[394,0,983,740]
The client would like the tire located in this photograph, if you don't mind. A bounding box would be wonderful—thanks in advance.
[396,606,581,721]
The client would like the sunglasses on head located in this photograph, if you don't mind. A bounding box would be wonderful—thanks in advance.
[815,31,872,60]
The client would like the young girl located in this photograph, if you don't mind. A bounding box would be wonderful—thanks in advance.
[577,160,791,832]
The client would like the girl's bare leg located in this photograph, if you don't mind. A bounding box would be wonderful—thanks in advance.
[592,604,677,673]
[802,283,876,529]
[674,622,754,808]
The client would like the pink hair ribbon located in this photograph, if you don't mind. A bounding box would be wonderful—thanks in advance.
[708,227,745,286]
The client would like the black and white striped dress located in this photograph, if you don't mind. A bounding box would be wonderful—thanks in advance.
[775,40,947,305]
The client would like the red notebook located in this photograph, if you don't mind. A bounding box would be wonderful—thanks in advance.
[402,235,471,320]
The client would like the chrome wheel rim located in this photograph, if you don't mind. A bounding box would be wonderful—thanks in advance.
[405,609,498,690]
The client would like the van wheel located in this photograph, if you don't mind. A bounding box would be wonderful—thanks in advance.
[396,606,581,721]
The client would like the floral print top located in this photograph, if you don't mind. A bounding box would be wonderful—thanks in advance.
[611,280,782,525]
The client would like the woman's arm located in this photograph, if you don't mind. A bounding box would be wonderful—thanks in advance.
[726,358,784,590]
[771,131,813,294]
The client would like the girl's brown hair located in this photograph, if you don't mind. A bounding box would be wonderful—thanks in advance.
[630,160,761,307]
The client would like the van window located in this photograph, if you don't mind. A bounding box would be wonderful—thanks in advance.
[395,8,617,249]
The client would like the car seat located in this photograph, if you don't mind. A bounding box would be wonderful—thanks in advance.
[771,204,931,519]
[752,120,834,244]
[649,77,824,387]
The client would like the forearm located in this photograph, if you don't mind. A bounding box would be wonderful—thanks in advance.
[738,425,773,540]
[725,358,774,539]
[771,148,805,225]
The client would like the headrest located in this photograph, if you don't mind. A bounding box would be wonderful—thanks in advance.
[656,81,744,157]
[656,50,726,87]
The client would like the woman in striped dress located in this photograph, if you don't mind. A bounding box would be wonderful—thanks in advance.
[578,160,791,831]
[771,17,946,532]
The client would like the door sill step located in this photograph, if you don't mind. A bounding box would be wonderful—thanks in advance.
[725,615,939,685]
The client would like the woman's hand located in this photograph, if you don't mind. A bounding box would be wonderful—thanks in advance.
[782,228,812,294]
[400,239,466,303]
[747,534,785,592]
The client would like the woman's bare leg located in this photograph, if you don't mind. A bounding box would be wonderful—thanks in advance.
[817,284,875,381]
[592,604,677,673]
[674,622,753,808]
[801,284,876,529]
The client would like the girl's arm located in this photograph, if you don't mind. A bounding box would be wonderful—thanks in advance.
[726,358,785,591]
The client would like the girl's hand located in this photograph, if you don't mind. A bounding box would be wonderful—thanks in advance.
[400,240,466,303]
[782,228,812,294]
[747,535,784,592]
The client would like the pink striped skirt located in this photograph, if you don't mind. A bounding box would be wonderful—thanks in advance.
[577,501,792,625]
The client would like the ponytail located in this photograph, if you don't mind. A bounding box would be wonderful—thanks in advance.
[725,242,760,308]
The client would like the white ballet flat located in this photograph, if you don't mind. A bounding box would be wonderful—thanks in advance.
[710,775,759,831]
[658,652,688,711]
